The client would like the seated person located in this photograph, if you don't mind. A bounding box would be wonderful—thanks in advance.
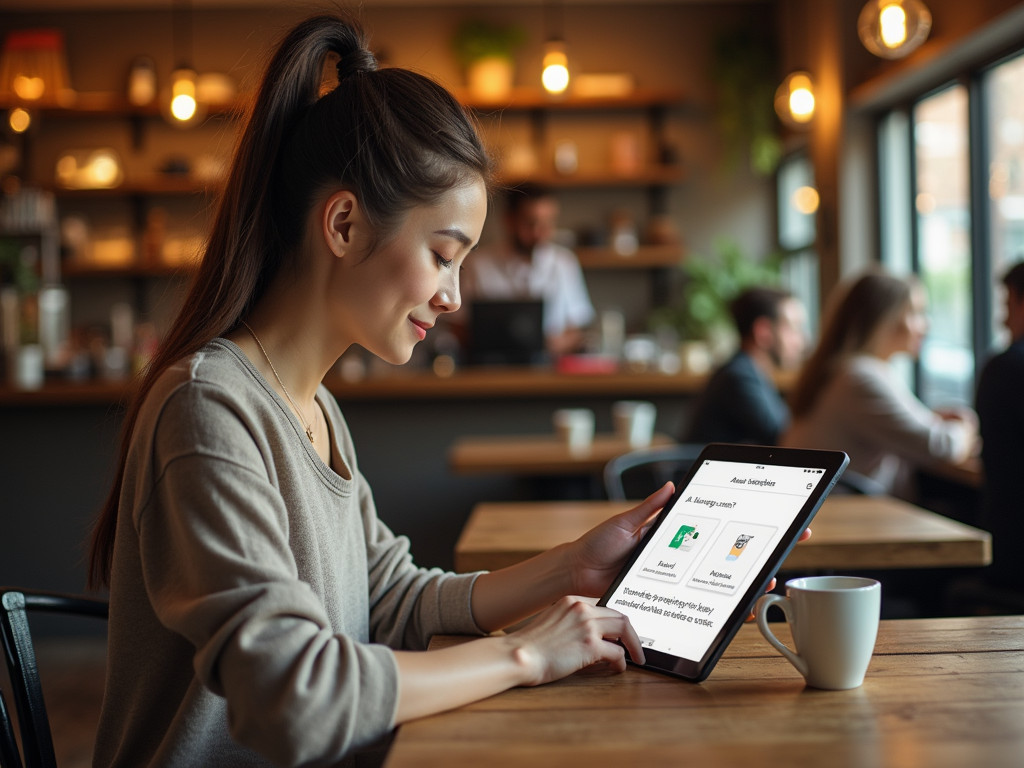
[461,184,594,355]
[976,261,1024,591]
[782,271,977,495]
[685,287,807,445]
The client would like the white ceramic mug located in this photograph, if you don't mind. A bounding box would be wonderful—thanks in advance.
[755,576,881,690]
[612,400,656,449]
[553,408,595,453]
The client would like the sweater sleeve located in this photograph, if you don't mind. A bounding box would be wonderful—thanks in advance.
[839,360,973,467]
[358,471,487,651]
[137,388,400,767]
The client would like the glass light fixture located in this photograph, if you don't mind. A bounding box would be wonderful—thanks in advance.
[858,0,932,60]
[170,68,197,122]
[541,40,569,95]
[775,72,815,129]
[791,185,820,215]
[8,107,30,133]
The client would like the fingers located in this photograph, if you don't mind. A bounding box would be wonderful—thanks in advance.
[588,608,646,666]
[799,528,812,542]
[613,482,675,531]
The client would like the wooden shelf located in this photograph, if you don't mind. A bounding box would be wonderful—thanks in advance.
[457,87,685,112]
[51,177,220,198]
[60,262,192,279]
[498,166,685,189]
[0,92,239,119]
[575,245,684,269]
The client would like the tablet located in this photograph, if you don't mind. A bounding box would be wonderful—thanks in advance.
[598,443,849,682]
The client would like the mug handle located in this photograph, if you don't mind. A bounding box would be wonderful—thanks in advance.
[755,594,809,679]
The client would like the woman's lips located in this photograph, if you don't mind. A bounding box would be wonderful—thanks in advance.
[409,317,432,340]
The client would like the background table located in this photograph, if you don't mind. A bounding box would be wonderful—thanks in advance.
[448,433,675,476]
[454,496,992,573]
[385,616,1024,767]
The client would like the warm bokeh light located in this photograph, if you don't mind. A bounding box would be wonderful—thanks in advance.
[789,88,815,122]
[541,44,569,95]
[776,72,815,128]
[879,4,908,47]
[12,74,45,100]
[792,186,820,214]
[8,107,30,133]
[170,68,198,122]
[859,0,931,59]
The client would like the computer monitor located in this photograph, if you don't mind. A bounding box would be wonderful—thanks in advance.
[468,300,546,366]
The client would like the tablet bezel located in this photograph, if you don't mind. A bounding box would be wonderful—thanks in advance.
[597,443,849,683]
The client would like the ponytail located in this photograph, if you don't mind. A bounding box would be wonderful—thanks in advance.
[88,14,491,588]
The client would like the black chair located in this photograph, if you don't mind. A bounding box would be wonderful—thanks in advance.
[604,444,707,501]
[604,445,884,500]
[0,589,108,768]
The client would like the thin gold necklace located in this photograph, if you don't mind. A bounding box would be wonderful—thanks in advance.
[241,320,315,443]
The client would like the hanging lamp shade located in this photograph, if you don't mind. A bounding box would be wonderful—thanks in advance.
[858,0,932,60]
[0,29,74,107]
[541,40,570,95]
[774,72,815,129]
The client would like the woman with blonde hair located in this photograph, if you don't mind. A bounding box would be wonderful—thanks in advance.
[782,271,977,494]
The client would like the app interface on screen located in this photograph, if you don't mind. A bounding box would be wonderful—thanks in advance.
[607,459,825,662]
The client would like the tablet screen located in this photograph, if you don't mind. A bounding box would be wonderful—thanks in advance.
[606,458,827,663]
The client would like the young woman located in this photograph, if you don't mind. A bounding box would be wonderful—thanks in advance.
[87,16,679,768]
[782,271,978,494]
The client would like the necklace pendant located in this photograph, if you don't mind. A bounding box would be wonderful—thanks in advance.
[306,427,315,443]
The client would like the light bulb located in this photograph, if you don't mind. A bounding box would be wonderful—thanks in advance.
[879,4,908,47]
[170,68,198,122]
[792,186,820,215]
[541,42,569,95]
[8,107,31,133]
[775,72,815,129]
[13,75,45,101]
[859,0,931,60]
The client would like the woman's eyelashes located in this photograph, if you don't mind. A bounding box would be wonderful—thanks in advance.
[434,251,454,269]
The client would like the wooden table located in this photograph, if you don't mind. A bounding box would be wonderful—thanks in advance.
[454,496,992,573]
[385,616,1024,767]
[448,433,675,476]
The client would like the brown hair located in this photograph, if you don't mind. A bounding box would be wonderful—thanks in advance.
[789,271,914,419]
[88,14,491,588]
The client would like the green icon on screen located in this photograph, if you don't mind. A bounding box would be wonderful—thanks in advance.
[669,524,699,550]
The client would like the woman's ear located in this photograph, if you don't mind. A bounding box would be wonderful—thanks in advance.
[323,190,361,259]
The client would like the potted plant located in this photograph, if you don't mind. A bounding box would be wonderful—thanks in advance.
[648,238,781,371]
[451,20,526,102]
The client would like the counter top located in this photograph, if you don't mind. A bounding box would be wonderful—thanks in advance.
[1,367,773,407]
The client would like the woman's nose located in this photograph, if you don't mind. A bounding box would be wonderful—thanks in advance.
[433,276,461,313]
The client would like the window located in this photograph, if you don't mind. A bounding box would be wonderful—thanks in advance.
[776,153,820,338]
[986,52,1024,350]
[913,85,973,407]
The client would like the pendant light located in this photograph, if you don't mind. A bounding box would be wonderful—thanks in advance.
[775,71,815,129]
[163,0,205,127]
[541,1,569,96]
[858,0,931,59]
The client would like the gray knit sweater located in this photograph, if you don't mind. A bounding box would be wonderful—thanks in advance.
[93,339,483,768]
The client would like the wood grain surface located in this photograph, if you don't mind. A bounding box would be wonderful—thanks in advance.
[448,433,676,475]
[454,496,992,572]
[386,616,1024,768]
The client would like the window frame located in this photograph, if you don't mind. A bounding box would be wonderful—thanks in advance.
[877,44,1024,402]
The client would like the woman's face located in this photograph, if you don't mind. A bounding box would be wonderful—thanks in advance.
[888,284,929,359]
[327,179,488,365]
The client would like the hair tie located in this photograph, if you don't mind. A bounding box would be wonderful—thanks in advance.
[337,49,378,82]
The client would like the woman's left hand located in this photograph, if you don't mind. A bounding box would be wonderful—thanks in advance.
[566,483,811,599]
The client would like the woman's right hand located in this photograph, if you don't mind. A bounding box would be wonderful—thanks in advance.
[504,596,646,686]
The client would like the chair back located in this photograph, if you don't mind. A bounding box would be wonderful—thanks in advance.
[604,444,706,501]
[0,589,108,768]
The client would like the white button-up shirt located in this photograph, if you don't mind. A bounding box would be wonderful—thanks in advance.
[462,242,595,337]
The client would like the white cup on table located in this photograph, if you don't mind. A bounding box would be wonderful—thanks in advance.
[612,400,656,449]
[755,576,881,690]
[553,408,595,454]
